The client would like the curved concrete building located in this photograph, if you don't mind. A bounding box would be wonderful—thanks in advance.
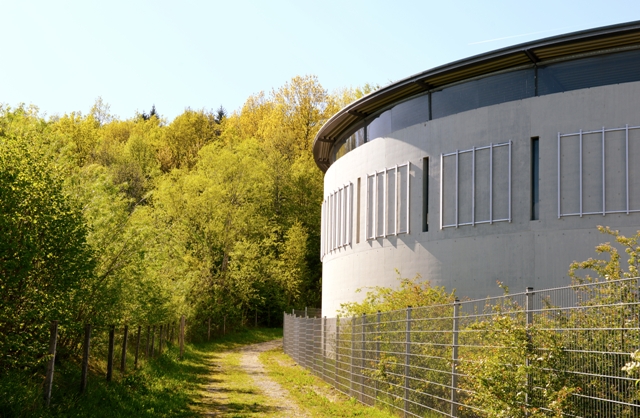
[314,21,640,316]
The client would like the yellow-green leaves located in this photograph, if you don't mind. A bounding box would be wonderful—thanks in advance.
[568,225,640,283]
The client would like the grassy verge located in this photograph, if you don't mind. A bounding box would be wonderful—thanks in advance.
[1,327,282,418]
[194,350,277,417]
[191,328,284,417]
[259,346,396,418]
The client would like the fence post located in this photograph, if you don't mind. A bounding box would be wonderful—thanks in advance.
[361,313,366,403]
[323,316,327,381]
[120,325,129,374]
[404,307,412,418]
[375,311,381,404]
[80,323,91,394]
[292,314,297,362]
[304,315,309,368]
[150,325,156,358]
[107,325,115,382]
[44,320,58,406]
[336,318,340,388]
[160,324,165,355]
[526,287,534,327]
[351,316,355,397]
[145,325,150,357]
[525,287,535,411]
[180,315,185,359]
[451,299,460,417]
[303,316,308,368]
[134,325,141,369]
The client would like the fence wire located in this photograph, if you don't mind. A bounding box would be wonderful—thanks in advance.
[283,278,640,417]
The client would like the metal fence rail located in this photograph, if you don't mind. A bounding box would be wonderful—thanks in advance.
[284,278,640,417]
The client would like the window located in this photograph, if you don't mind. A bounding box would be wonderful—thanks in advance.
[539,49,640,96]
[356,178,361,244]
[332,49,640,165]
[440,142,512,229]
[423,157,429,232]
[557,124,640,218]
[531,138,540,220]
[366,163,411,240]
[431,69,534,119]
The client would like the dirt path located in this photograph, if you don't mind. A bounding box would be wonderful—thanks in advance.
[200,339,310,417]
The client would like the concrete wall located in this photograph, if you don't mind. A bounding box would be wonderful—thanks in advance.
[321,81,640,317]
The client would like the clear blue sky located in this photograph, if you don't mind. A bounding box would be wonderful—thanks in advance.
[2,0,639,121]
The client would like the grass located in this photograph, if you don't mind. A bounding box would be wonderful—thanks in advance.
[3,328,400,417]
[259,346,397,418]
[192,330,285,417]
[0,327,283,417]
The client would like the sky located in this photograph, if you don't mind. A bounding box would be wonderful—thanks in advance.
[2,0,640,121]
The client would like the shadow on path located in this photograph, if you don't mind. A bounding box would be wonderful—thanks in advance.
[197,339,309,417]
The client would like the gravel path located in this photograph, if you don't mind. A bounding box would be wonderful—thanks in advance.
[238,339,311,418]
[201,339,310,417]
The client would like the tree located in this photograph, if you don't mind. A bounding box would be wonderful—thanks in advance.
[215,105,226,124]
[0,107,94,369]
[159,108,220,170]
[140,105,158,121]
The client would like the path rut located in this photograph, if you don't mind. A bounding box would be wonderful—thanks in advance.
[201,339,310,417]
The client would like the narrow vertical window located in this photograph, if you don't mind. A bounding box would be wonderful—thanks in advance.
[356,178,361,243]
[531,137,540,220]
[423,157,429,231]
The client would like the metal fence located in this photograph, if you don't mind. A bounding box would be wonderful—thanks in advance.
[283,278,640,417]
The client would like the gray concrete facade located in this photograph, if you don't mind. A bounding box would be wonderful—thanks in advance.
[321,81,640,316]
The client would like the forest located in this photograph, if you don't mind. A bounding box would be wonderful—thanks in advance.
[0,75,376,373]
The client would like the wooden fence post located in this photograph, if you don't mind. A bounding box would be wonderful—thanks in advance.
[80,324,91,394]
[107,325,115,382]
[179,315,185,359]
[120,325,128,374]
[134,325,141,369]
[145,325,150,357]
[150,325,155,358]
[44,320,58,406]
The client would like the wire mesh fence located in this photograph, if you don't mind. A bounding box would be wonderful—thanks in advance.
[283,278,640,417]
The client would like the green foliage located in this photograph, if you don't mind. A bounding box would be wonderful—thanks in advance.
[457,301,576,417]
[338,273,577,417]
[1,328,283,417]
[339,271,456,316]
[566,226,640,416]
[569,225,640,282]
[261,346,396,418]
[1,75,352,413]
[0,106,94,369]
